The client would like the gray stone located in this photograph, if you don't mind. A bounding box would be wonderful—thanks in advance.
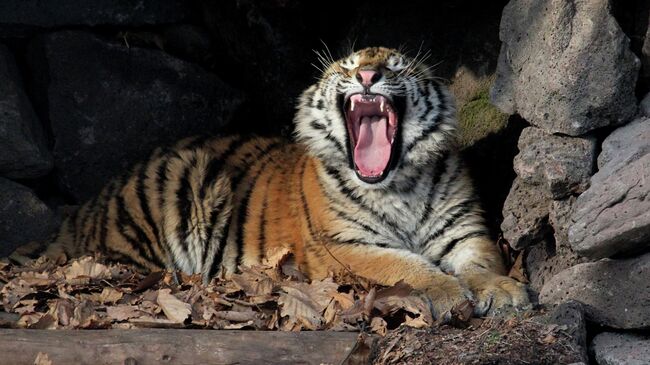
[27,31,243,201]
[592,332,650,365]
[641,94,650,118]
[569,118,650,259]
[540,253,650,329]
[501,178,552,250]
[536,301,588,363]
[491,0,639,135]
[0,44,52,179]
[0,178,60,257]
[0,1,191,30]
[514,127,595,199]
[597,118,650,170]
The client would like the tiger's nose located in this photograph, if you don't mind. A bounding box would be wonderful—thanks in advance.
[356,70,382,87]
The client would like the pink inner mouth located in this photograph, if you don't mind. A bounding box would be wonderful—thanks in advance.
[345,94,398,179]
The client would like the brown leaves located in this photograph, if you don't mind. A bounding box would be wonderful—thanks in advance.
[157,289,191,323]
[0,255,433,334]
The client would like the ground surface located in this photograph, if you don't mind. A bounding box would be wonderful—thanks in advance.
[0,254,582,364]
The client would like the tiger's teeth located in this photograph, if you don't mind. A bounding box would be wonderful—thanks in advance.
[380,99,385,112]
[351,99,356,111]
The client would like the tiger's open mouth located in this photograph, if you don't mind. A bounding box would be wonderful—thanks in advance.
[344,93,399,183]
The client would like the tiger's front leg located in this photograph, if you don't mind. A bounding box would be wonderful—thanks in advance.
[307,242,473,321]
[438,235,530,316]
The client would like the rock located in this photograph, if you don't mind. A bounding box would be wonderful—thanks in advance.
[0,0,191,29]
[569,119,650,259]
[535,301,588,363]
[501,178,552,250]
[640,93,650,118]
[0,44,52,179]
[591,332,650,365]
[525,197,587,293]
[27,31,243,202]
[513,127,595,199]
[643,19,650,80]
[540,253,650,329]
[0,178,60,257]
[597,118,650,170]
[491,0,639,135]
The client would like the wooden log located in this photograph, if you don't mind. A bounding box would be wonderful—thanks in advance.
[0,329,375,365]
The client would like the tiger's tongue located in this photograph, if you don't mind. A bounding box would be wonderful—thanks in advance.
[354,116,391,177]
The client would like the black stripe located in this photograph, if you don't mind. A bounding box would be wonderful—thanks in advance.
[200,196,229,269]
[432,230,488,266]
[115,194,165,268]
[257,169,277,262]
[309,120,347,156]
[97,177,124,253]
[422,201,478,245]
[298,159,318,238]
[176,161,195,256]
[418,151,450,226]
[199,137,244,199]
[403,82,447,154]
[136,162,160,245]
[233,146,283,265]
[208,216,231,279]
[322,165,410,242]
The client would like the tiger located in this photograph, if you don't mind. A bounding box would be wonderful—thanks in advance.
[11,47,529,320]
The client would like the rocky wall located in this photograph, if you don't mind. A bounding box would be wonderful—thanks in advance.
[492,0,650,362]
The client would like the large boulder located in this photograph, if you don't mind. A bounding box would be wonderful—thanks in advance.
[27,31,243,202]
[0,44,52,179]
[501,177,552,250]
[513,127,595,199]
[540,253,650,329]
[0,178,60,257]
[569,118,650,259]
[0,0,191,30]
[525,197,587,293]
[591,332,650,365]
[491,0,639,135]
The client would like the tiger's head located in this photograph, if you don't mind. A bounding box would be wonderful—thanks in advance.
[295,47,456,189]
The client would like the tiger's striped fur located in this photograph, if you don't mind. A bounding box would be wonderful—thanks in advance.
[14,47,528,318]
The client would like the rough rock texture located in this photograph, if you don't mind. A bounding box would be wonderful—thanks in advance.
[0,178,60,257]
[641,93,650,118]
[491,0,640,135]
[535,301,588,363]
[597,118,650,169]
[0,44,52,179]
[569,119,650,259]
[0,0,191,29]
[27,31,243,202]
[513,127,595,199]
[501,178,552,250]
[525,197,586,293]
[540,253,650,329]
[591,332,650,365]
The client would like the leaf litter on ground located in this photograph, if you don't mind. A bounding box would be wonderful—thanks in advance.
[0,250,583,364]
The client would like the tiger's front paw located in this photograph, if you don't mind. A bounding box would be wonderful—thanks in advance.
[420,275,474,322]
[461,272,530,316]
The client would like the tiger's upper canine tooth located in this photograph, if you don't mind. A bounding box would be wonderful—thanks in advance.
[380,99,385,112]
[350,99,356,111]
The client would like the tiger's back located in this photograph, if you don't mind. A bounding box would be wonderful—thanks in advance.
[39,136,305,277]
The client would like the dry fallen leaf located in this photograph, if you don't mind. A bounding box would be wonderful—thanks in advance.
[278,286,324,330]
[64,256,110,281]
[106,305,141,322]
[157,289,191,324]
[508,253,528,284]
